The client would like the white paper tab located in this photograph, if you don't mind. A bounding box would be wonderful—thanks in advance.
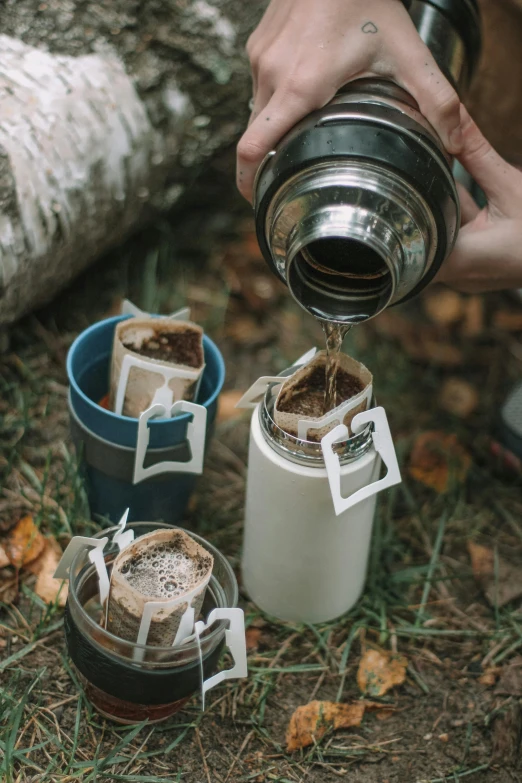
[120,299,191,322]
[112,508,133,552]
[321,406,402,516]
[235,347,318,410]
[54,536,109,580]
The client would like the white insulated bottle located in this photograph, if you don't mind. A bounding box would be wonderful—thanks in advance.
[240,374,401,624]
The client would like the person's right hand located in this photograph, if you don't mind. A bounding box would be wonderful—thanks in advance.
[237,0,463,201]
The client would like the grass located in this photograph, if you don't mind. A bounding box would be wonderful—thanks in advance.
[0,208,521,780]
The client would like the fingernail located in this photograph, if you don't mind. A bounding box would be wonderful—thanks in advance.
[449,126,463,153]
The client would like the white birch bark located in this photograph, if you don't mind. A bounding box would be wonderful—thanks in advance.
[0,0,263,325]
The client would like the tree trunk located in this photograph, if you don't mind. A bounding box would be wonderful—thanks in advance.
[0,0,264,325]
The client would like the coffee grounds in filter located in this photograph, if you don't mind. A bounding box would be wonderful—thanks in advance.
[274,350,372,443]
[106,530,213,647]
[277,365,364,419]
[109,318,205,418]
[122,329,203,369]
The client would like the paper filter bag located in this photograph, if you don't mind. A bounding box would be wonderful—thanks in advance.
[106,529,213,647]
[109,318,205,418]
[274,350,372,442]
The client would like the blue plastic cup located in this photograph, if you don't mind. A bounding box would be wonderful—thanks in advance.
[67,315,225,523]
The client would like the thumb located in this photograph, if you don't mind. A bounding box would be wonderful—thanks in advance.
[456,106,517,208]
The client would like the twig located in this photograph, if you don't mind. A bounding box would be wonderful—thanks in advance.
[224,729,253,783]
[195,727,212,783]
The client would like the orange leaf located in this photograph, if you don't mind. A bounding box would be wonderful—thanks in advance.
[218,390,245,423]
[409,431,471,493]
[5,516,46,569]
[33,539,68,607]
[246,627,262,651]
[479,668,498,687]
[286,701,366,752]
[357,649,408,697]
[98,394,110,410]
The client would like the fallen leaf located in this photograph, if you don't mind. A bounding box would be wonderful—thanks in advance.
[286,701,365,751]
[479,668,498,687]
[0,544,9,568]
[217,390,245,423]
[423,290,463,326]
[32,538,68,607]
[495,657,522,696]
[4,516,46,569]
[467,541,522,607]
[467,541,494,579]
[409,431,471,493]
[439,378,479,418]
[357,649,408,697]
[98,394,110,410]
[462,296,484,337]
[493,310,522,332]
[246,627,262,651]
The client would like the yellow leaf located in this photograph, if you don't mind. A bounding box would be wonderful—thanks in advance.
[0,544,9,569]
[467,541,522,608]
[5,516,46,569]
[32,538,68,607]
[357,649,408,697]
[286,701,366,752]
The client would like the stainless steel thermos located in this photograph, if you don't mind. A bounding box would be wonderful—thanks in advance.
[253,0,482,324]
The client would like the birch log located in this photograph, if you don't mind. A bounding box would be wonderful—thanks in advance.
[0,0,264,325]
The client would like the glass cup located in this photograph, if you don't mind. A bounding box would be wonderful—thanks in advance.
[64,522,238,724]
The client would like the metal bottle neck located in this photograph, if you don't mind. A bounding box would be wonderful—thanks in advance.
[267,161,436,324]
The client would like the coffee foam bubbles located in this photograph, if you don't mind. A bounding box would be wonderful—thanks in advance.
[120,543,210,600]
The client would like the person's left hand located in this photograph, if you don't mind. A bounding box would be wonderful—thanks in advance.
[437,106,522,293]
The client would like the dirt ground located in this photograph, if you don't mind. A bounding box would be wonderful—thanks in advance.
[1,194,522,782]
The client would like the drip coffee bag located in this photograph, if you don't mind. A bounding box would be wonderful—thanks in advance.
[106,529,213,646]
[110,318,205,417]
[274,350,372,442]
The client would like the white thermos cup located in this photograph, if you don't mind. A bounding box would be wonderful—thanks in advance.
[240,362,402,624]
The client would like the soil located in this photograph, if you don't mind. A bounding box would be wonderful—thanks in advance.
[277,364,364,417]
[123,328,203,368]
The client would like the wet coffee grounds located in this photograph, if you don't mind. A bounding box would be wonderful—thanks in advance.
[123,330,203,368]
[278,365,364,417]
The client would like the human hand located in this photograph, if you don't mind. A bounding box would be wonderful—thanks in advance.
[237,0,463,201]
[437,106,522,293]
